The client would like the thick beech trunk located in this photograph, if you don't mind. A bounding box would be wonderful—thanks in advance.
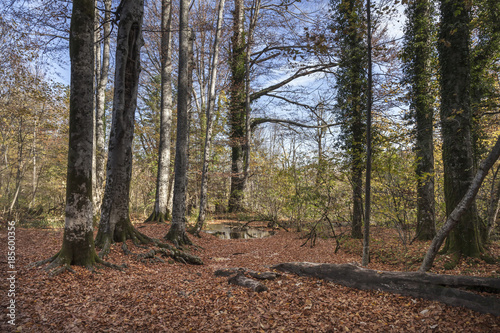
[96,0,145,255]
[145,0,173,223]
[273,262,500,316]
[34,0,107,274]
[439,0,483,262]
[419,135,500,272]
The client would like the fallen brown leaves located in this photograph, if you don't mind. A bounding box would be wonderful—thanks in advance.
[1,224,499,332]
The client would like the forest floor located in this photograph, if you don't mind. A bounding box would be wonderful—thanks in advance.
[1,221,499,332]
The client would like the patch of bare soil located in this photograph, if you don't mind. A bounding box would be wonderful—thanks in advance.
[1,224,499,332]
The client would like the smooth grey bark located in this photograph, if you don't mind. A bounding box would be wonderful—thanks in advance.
[145,0,173,223]
[96,0,146,256]
[193,0,227,235]
[33,0,105,273]
[273,262,500,316]
[419,135,500,272]
[94,0,112,217]
[164,0,192,246]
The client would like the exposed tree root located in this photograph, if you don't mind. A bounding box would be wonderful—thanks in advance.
[96,224,203,265]
[164,229,193,248]
[29,251,125,277]
[144,210,170,224]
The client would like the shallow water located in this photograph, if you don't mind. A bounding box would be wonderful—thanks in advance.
[203,223,274,239]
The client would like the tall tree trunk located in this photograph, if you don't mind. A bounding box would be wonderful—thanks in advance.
[164,0,192,246]
[96,0,146,256]
[439,0,484,266]
[332,0,367,239]
[29,114,38,209]
[362,0,373,267]
[193,0,227,235]
[227,0,246,213]
[242,0,261,207]
[94,0,112,217]
[36,0,101,273]
[145,0,173,223]
[403,0,436,241]
[9,119,25,217]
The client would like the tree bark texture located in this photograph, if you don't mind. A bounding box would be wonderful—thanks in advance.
[362,0,373,267]
[94,0,112,217]
[419,135,500,272]
[96,0,144,254]
[273,262,500,316]
[227,0,246,213]
[55,0,98,268]
[439,0,483,259]
[194,0,227,235]
[165,0,192,246]
[332,0,367,239]
[403,0,436,241]
[146,0,173,223]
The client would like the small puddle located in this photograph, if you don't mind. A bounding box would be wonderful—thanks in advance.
[204,223,274,239]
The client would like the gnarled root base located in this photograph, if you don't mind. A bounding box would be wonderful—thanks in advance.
[164,229,193,248]
[29,252,125,277]
[144,210,170,224]
[137,243,203,265]
[96,224,152,258]
[96,225,203,265]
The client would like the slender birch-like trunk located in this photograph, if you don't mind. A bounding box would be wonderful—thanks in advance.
[146,0,173,223]
[193,0,227,235]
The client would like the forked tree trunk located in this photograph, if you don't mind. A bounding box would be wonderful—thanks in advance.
[95,0,145,256]
[145,0,173,223]
[164,0,192,246]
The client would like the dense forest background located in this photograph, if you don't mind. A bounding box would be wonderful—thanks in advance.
[1,0,499,261]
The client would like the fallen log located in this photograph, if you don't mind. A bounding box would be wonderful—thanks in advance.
[272,262,500,316]
[227,269,268,292]
[214,267,280,280]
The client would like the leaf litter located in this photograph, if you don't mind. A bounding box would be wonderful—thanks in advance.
[0,224,499,332]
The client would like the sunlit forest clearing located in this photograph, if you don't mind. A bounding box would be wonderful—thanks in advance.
[1,0,499,331]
